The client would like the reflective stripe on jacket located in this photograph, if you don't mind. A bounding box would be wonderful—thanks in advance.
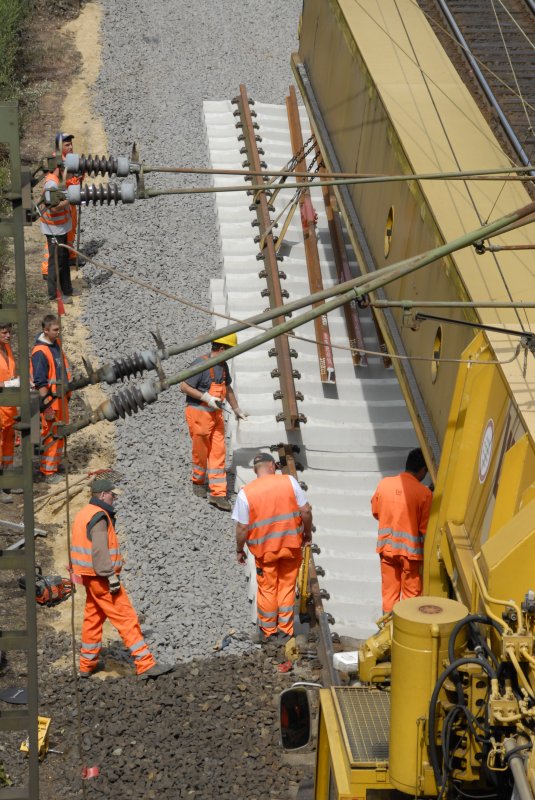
[40,173,71,228]
[243,473,303,558]
[30,341,72,412]
[371,472,432,561]
[71,503,123,576]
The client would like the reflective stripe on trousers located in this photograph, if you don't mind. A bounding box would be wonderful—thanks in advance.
[185,405,227,497]
[79,576,156,676]
[255,550,302,637]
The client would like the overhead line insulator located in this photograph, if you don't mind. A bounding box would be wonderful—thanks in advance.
[67,183,136,206]
[65,153,139,177]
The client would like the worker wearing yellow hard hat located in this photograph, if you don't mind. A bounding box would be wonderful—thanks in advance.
[179,333,248,512]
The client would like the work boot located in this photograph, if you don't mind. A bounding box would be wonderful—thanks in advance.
[79,659,105,679]
[208,495,232,512]
[0,490,13,504]
[192,483,207,498]
[251,630,278,646]
[277,633,294,645]
[61,295,73,305]
[44,473,64,485]
[138,662,176,680]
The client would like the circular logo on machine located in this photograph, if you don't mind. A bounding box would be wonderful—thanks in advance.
[418,604,443,615]
[479,419,494,483]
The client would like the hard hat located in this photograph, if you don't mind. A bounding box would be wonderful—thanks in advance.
[212,333,238,347]
[55,132,74,150]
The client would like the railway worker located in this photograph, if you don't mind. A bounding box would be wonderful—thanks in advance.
[39,149,73,304]
[41,133,81,279]
[233,452,313,643]
[0,323,20,504]
[371,447,433,614]
[30,314,71,484]
[71,477,175,680]
[179,333,248,512]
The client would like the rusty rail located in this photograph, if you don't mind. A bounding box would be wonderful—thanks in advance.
[232,85,304,430]
[286,86,336,385]
[318,164,368,368]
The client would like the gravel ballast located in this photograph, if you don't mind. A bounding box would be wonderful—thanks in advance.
[82,0,301,661]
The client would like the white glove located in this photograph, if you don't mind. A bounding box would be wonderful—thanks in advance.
[234,407,249,421]
[200,392,222,410]
[108,574,121,595]
[3,378,20,388]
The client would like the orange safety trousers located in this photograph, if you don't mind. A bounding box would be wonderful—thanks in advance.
[256,548,302,637]
[380,553,422,613]
[80,576,156,676]
[185,405,227,497]
[39,382,69,474]
[0,411,15,470]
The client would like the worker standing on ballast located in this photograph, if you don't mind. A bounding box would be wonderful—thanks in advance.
[180,334,248,512]
[30,314,71,483]
[71,477,175,680]
[371,447,433,614]
[0,323,20,504]
[39,150,73,304]
[233,453,313,643]
[41,134,80,279]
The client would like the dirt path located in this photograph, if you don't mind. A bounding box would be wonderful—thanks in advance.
[34,2,127,668]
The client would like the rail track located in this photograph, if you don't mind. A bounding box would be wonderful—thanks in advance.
[204,86,419,684]
[418,0,535,192]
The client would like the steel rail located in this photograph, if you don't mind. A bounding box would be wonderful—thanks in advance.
[434,0,535,176]
[233,85,303,430]
[286,86,336,385]
[318,163,367,367]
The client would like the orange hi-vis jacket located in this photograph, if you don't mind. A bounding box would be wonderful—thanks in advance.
[40,173,70,229]
[371,472,432,561]
[243,474,304,560]
[0,342,17,425]
[71,503,123,576]
[30,340,72,418]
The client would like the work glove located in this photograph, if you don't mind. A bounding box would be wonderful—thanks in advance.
[2,377,20,388]
[233,407,249,421]
[108,574,121,595]
[200,392,222,410]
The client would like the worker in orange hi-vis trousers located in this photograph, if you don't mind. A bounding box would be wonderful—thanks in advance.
[30,314,72,484]
[0,323,20,505]
[71,477,175,680]
[233,452,313,644]
[180,333,248,513]
[371,447,433,614]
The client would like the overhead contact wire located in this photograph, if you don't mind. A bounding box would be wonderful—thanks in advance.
[62,243,524,368]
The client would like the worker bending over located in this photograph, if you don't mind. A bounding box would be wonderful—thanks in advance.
[371,447,433,614]
[233,452,313,643]
[71,477,174,680]
[0,323,20,504]
[180,334,247,512]
[30,314,71,483]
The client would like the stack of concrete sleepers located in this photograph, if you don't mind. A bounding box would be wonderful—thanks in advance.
[203,99,419,639]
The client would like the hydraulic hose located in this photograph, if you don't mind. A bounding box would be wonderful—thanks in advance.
[429,657,497,791]
[448,614,503,670]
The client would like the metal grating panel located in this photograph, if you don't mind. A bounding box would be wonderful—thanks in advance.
[334,687,390,766]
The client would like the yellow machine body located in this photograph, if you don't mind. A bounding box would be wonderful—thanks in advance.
[290,1,535,798]
[389,597,468,794]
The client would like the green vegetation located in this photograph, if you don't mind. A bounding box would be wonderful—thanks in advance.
[0,0,29,103]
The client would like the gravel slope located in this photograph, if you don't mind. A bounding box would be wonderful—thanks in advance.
[81,1,301,662]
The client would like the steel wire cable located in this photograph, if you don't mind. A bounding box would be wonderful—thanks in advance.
[61,243,525,368]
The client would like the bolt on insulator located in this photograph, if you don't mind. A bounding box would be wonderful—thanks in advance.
[67,182,136,206]
[65,153,139,177]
